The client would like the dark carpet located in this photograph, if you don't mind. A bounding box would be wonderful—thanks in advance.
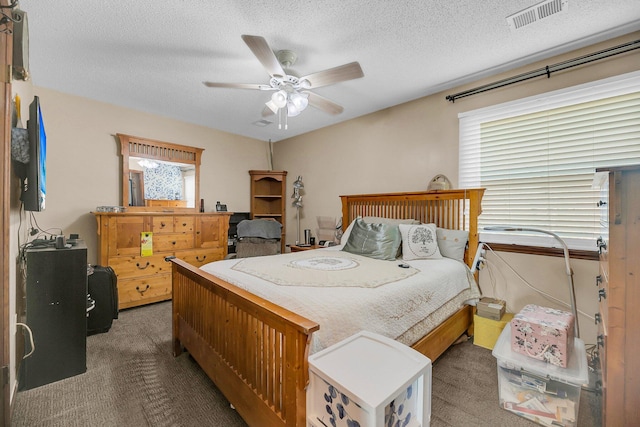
[12,301,601,426]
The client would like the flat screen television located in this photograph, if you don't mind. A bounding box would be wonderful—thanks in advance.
[21,96,46,211]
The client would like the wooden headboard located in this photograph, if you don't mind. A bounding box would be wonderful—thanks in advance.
[340,189,485,268]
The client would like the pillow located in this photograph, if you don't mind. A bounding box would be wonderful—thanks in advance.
[341,218,402,260]
[339,218,357,245]
[436,228,469,261]
[340,217,418,245]
[399,223,442,260]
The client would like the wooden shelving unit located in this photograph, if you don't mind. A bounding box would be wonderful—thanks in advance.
[249,170,287,253]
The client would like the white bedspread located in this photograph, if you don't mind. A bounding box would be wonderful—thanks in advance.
[200,246,480,354]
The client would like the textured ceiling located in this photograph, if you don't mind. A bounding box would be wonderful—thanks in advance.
[19,0,640,142]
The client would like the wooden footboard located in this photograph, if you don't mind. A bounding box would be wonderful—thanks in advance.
[171,258,319,427]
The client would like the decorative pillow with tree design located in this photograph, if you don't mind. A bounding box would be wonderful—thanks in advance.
[399,223,442,261]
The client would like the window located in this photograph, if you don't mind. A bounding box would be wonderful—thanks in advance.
[459,71,640,250]
[184,174,195,208]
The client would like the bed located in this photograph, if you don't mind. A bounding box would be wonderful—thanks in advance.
[170,188,484,427]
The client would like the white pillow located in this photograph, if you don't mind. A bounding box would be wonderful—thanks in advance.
[399,223,442,260]
[340,217,419,245]
[436,228,469,261]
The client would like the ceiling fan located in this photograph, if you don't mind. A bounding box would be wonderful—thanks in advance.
[203,35,364,129]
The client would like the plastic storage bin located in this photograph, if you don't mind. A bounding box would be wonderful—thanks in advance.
[307,331,432,427]
[492,324,588,427]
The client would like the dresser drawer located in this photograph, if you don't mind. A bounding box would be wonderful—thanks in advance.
[177,249,224,268]
[152,216,195,234]
[118,273,171,309]
[154,233,195,252]
[152,216,175,233]
[174,216,195,234]
[108,254,172,279]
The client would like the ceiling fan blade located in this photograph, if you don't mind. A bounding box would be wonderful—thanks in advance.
[300,62,364,89]
[241,35,286,78]
[262,106,275,117]
[306,92,344,115]
[203,81,271,90]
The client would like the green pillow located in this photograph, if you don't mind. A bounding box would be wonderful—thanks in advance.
[342,218,401,261]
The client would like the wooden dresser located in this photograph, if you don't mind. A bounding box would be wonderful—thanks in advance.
[595,165,640,426]
[94,212,231,309]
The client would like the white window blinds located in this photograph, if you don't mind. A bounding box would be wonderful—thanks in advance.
[459,71,640,250]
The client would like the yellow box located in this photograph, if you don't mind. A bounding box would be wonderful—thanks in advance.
[473,312,514,350]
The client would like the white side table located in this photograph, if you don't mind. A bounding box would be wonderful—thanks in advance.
[307,331,432,427]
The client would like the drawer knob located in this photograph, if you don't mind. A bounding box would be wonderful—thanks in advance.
[595,275,602,286]
[595,313,601,324]
[182,222,187,227]
[598,288,607,301]
[196,255,207,262]
[136,284,150,295]
[161,222,166,228]
[171,241,176,245]
[136,261,150,270]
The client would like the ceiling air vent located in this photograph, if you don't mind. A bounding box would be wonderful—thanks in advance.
[507,0,568,31]
[252,119,272,127]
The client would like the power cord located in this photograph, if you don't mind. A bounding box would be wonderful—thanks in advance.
[16,323,35,359]
[481,243,594,322]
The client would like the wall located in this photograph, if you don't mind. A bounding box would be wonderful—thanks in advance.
[274,31,640,345]
[22,87,269,265]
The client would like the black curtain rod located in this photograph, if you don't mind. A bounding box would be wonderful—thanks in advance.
[446,39,640,103]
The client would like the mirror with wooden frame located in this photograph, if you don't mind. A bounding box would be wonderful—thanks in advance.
[117,133,204,212]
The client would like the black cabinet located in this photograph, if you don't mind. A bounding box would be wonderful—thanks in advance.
[19,242,88,390]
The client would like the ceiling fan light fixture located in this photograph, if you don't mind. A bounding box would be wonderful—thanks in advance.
[265,99,279,114]
[287,103,301,117]
[272,90,287,108]
[289,92,309,111]
[287,95,308,116]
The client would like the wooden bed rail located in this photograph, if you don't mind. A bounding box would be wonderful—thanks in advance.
[171,258,319,427]
[340,189,485,268]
